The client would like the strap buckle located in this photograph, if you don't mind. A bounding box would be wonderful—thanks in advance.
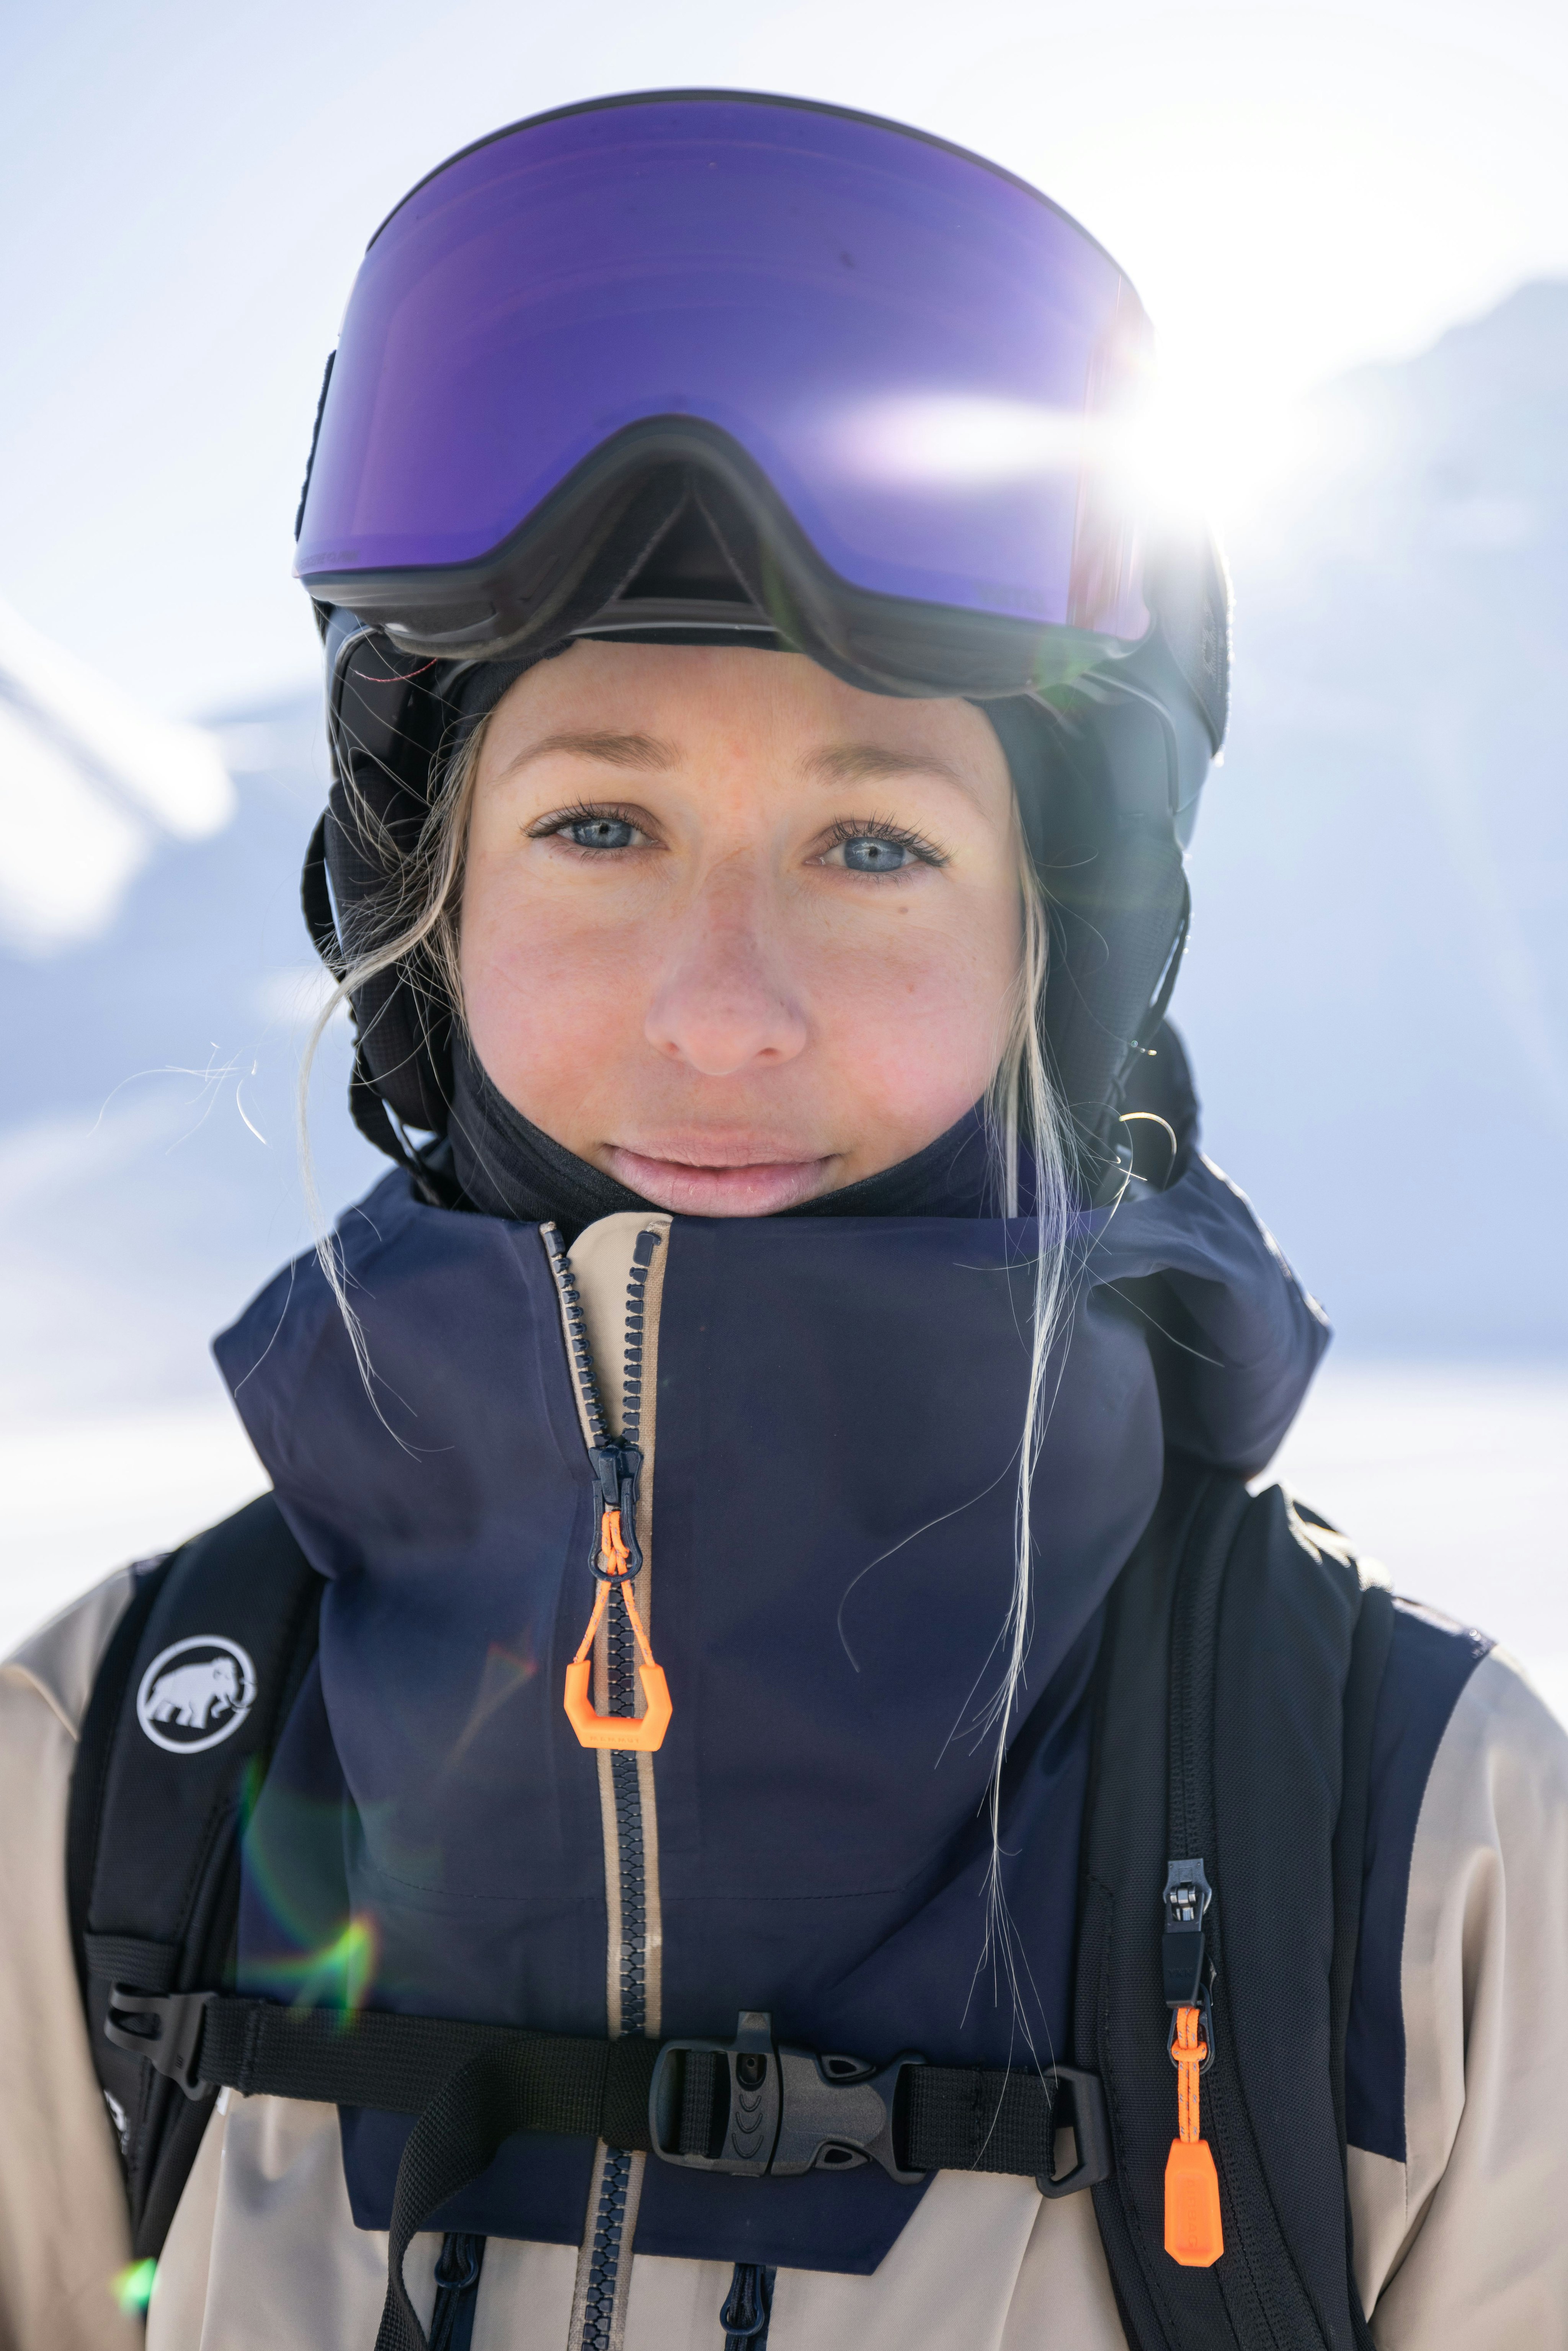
[1036,2064,1114,2197]
[104,1987,214,2100]
[648,2010,926,2184]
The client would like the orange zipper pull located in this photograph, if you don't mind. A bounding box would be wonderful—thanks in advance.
[541,1229,673,1754]
[563,1501,672,1752]
[1165,2004,1222,2264]
[1162,1860,1223,2266]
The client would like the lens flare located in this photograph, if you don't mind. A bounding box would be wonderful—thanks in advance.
[112,2260,157,2315]
[447,1639,539,1764]
[836,394,1089,485]
[247,1913,381,2013]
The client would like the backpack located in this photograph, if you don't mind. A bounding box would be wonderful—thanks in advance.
[67,1464,1392,2351]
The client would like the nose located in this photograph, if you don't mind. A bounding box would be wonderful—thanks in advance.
[642,859,809,1077]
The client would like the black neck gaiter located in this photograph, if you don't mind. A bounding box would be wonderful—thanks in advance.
[446,1037,1001,1240]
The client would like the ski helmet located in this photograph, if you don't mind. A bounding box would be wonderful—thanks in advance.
[297,90,1229,1197]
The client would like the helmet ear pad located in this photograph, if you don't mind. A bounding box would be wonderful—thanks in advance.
[317,631,469,1134]
[317,626,579,1137]
[983,694,1189,1192]
[324,778,454,1135]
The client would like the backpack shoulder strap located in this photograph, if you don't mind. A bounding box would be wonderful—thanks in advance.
[1076,1462,1391,2351]
[66,1492,322,2259]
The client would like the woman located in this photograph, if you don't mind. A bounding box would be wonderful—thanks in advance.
[2,90,1565,2351]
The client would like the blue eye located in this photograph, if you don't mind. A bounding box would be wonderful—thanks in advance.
[565,815,638,850]
[840,835,914,872]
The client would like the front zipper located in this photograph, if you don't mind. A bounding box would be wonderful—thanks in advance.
[428,2232,485,2351]
[547,1224,672,1754]
[544,1221,665,2351]
[720,2261,776,2349]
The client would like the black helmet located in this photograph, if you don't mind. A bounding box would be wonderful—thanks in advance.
[297,91,1229,1199]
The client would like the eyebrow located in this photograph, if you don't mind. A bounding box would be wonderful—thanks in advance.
[503,729,976,796]
[802,741,975,795]
[502,729,676,777]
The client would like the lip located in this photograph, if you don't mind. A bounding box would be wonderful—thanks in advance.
[604,1143,837,1217]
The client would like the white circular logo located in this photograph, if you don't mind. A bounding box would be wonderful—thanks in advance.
[136,1636,257,1754]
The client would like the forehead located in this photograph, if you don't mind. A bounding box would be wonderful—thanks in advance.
[482,640,1009,782]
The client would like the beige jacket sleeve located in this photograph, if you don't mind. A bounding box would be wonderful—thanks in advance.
[0,1573,141,2351]
[1352,1647,1568,2348]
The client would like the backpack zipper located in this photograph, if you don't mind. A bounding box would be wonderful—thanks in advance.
[1163,1484,1326,2335]
[1163,1495,1224,2268]
[543,1222,664,2351]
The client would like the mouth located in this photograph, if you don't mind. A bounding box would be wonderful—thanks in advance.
[603,1141,839,1217]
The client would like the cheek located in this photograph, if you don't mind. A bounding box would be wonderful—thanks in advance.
[459,869,650,1122]
[810,892,1019,1118]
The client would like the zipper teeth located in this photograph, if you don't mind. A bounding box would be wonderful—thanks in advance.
[541,1222,609,1445]
[579,2146,635,2351]
[1168,1495,1223,1863]
[607,1234,659,1719]
[608,1237,658,2031]
[611,1752,647,2028]
[547,1221,663,2351]
[620,1235,655,1448]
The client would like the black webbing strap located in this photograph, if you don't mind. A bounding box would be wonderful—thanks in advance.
[194,1997,658,2142]
[367,2042,1067,2351]
[377,2046,608,2351]
[127,1992,1074,2178]
[109,1992,1100,2351]
[903,2062,1058,2175]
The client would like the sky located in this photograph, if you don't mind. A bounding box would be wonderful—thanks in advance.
[4,0,1568,715]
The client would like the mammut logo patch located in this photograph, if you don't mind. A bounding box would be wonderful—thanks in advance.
[136,1636,256,1754]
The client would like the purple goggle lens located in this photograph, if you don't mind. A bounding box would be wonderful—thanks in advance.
[296,92,1153,650]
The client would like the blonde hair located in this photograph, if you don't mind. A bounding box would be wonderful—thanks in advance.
[301,703,1077,2015]
[976,837,1077,2039]
[297,711,490,1386]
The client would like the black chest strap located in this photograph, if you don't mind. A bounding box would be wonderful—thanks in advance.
[105,1984,1110,2351]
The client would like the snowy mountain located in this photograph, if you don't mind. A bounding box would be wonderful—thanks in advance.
[0,279,1564,1416]
[0,601,234,952]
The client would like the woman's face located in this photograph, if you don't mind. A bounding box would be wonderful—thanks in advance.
[460,641,1022,1216]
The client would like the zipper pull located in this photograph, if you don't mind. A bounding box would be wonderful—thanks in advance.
[588,1442,644,1577]
[1162,1858,1210,2008]
[564,1438,670,1754]
[1162,1858,1223,2268]
[544,1221,671,1753]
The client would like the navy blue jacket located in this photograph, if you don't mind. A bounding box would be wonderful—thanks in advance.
[214,1157,1489,2273]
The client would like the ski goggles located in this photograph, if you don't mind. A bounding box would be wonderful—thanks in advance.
[295,91,1160,698]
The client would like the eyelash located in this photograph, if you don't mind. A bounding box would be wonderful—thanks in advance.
[527,802,947,870]
[817,815,947,870]
[528,799,653,845]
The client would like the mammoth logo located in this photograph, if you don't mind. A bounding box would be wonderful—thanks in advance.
[136,1636,256,1755]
